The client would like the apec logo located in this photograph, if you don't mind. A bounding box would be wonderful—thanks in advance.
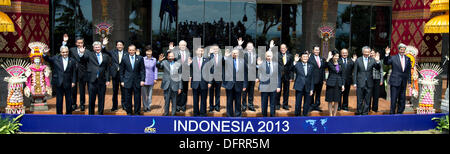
[144,119,157,134]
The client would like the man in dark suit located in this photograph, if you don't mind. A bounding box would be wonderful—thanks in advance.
[80,41,111,115]
[170,40,191,112]
[223,48,248,117]
[207,45,222,112]
[338,48,355,111]
[257,51,281,117]
[157,51,182,116]
[191,48,209,116]
[62,35,88,112]
[43,46,77,115]
[384,44,411,114]
[353,46,381,115]
[293,51,315,116]
[120,45,146,115]
[109,40,127,111]
[241,39,257,112]
[277,43,294,110]
[308,45,326,112]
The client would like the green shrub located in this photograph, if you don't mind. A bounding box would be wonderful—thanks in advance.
[432,115,449,133]
[0,114,24,134]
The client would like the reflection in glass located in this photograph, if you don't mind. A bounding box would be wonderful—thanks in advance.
[231,0,256,47]
[283,0,303,53]
[371,6,391,55]
[178,0,204,50]
[129,0,151,51]
[53,0,76,53]
[256,0,281,47]
[204,0,230,48]
[350,5,371,56]
[335,3,351,52]
[152,0,177,55]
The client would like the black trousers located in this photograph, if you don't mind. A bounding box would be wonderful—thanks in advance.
[390,81,407,114]
[72,79,87,107]
[340,82,351,110]
[55,85,72,115]
[176,81,189,111]
[242,81,255,109]
[124,85,141,115]
[88,80,106,115]
[370,79,381,112]
[112,75,125,110]
[356,85,372,115]
[261,91,276,117]
[310,82,323,109]
[193,88,207,116]
[226,88,242,117]
[295,90,311,116]
[209,81,221,111]
[164,89,177,116]
[276,78,290,108]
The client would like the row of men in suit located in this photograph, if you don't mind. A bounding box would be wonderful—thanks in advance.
[56,35,146,115]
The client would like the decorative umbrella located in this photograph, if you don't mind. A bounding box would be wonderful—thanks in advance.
[0,0,14,32]
[424,0,449,34]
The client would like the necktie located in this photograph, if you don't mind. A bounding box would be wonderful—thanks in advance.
[364,57,368,70]
[181,51,185,63]
[118,51,123,64]
[266,62,271,74]
[97,53,102,64]
[234,59,238,72]
[283,54,286,65]
[401,55,405,72]
[131,56,135,70]
[303,63,307,76]
[316,56,321,68]
[198,58,202,70]
[344,58,347,65]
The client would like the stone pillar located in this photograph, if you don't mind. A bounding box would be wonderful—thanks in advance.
[302,0,337,52]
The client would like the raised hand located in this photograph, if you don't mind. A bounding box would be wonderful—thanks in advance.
[385,46,391,55]
[375,52,380,62]
[169,42,175,50]
[327,51,333,62]
[269,40,275,49]
[63,33,69,42]
[102,37,109,46]
[187,57,192,65]
[237,37,244,46]
[79,46,86,54]
[158,53,165,62]
[294,54,300,62]
[224,49,231,57]
[257,57,263,65]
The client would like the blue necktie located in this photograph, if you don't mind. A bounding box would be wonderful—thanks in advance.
[234,59,238,72]
[96,53,101,78]
[131,56,135,70]
[266,62,270,74]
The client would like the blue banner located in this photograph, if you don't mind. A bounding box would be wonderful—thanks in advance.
[1,113,446,134]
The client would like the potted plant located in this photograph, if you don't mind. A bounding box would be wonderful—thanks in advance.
[0,114,23,134]
[432,115,449,134]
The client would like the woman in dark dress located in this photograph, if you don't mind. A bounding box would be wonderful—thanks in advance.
[325,50,345,116]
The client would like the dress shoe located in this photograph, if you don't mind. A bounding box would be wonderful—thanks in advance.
[276,105,280,110]
[80,105,85,111]
[111,107,118,112]
[127,112,132,116]
[282,106,289,110]
[249,107,256,112]
[242,106,247,112]
[215,107,220,112]
[315,108,323,112]
[143,108,148,112]
[135,112,141,115]
[208,109,214,113]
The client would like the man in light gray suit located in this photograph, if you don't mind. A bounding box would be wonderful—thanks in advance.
[157,51,182,116]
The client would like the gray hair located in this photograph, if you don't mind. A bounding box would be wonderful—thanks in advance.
[398,43,407,50]
[92,41,102,47]
[60,46,69,51]
[362,46,371,52]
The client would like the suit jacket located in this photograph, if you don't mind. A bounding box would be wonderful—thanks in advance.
[69,47,90,81]
[244,51,258,82]
[325,61,344,87]
[338,57,354,85]
[157,60,182,91]
[43,54,77,89]
[278,52,294,80]
[308,54,326,84]
[293,62,315,92]
[110,49,128,79]
[120,54,146,89]
[80,50,111,84]
[191,56,210,90]
[209,53,223,84]
[171,47,192,81]
[353,56,381,88]
[258,61,281,92]
[222,57,248,92]
[384,54,411,87]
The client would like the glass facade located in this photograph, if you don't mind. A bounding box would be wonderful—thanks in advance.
[50,0,391,57]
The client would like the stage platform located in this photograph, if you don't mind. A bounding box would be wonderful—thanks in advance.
[16,79,447,117]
